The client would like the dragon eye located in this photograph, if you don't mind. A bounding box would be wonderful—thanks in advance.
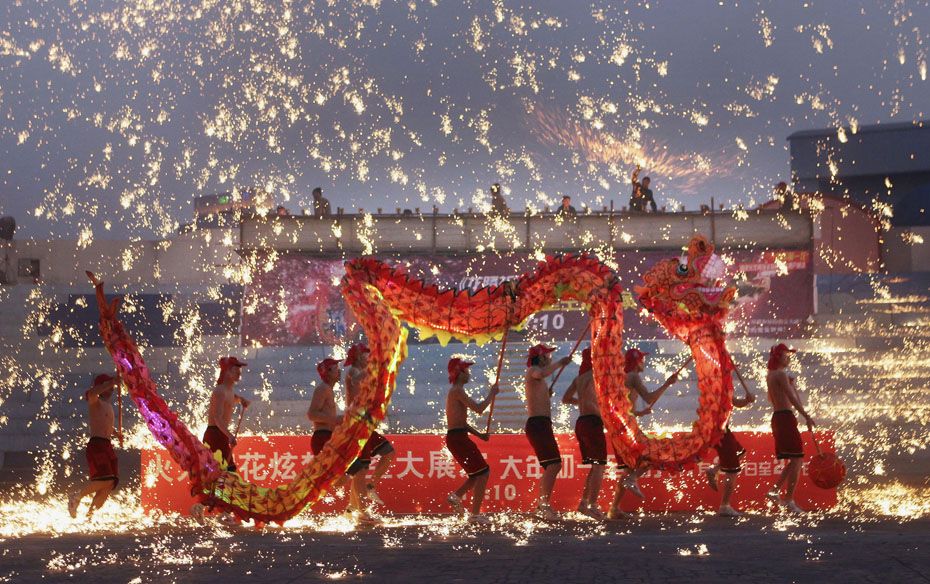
[676,263,689,277]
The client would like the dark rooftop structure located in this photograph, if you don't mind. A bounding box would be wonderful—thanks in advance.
[788,121,930,226]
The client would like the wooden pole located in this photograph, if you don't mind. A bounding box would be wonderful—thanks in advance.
[485,283,520,435]
[233,405,245,441]
[731,362,754,399]
[809,429,823,455]
[484,329,510,435]
[116,373,124,448]
[647,355,694,406]
[546,319,592,396]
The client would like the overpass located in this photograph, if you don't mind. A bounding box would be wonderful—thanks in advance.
[239,208,814,255]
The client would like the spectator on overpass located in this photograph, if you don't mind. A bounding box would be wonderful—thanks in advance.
[774,182,797,212]
[630,166,658,212]
[312,187,331,217]
[490,183,509,215]
[557,196,578,218]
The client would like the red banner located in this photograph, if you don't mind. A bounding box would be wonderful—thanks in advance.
[142,432,836,516]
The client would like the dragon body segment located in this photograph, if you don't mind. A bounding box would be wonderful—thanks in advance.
[89,234,735,522]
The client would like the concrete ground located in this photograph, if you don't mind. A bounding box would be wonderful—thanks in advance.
[3,513,928,583]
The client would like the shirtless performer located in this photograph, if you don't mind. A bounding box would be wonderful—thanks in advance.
[203,356,251,470]
[705,369,756,517]
[607,348,680,519]
[444,357,499,524]
[765,343,815,513]
[561,348,607,520]
[344,343,396,506]
[307,358,342,457]
[525,343,572,520]
[308,356,377,523]
[191,356,251,522]
[68,373,120,519]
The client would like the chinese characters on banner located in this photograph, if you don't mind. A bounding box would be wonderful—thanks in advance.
[142,432,836,516]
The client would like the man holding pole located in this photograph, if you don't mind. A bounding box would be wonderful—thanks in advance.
[561,347,607,520]
[68,373,120,519]
[705,362,756,517]
[202,356,251,472]
[524,344,572,520]
[608,348,683,519]
[444,357,499,523]
[344,343,396,506]
[191,356,251,523]
[308,356,377,523]
[765,343,815,513]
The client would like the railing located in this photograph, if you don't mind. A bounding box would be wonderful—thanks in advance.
[240,206,813,255]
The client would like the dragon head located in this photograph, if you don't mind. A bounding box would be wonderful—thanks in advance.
[634,235,736,339]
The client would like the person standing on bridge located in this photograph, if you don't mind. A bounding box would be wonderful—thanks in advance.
[524,344,572,521]
[561,347,607,520]
[489,183,509,216]
[68,373,120,519]
[630,166,658,212]
[444,357,499,524]
[765,343,815,514]
[312,187,331,217]
[557,195,578,218]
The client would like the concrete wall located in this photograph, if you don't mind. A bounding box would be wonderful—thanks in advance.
[240,210,814,255]
[884,226,930,272]
[2,229,239,294]
[789,122,930,181]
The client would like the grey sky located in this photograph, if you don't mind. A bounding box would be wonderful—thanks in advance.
[0,0,928,238]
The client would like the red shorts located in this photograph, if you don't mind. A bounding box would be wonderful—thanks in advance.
[445,429,490,477]
[714,427,745,473]
[86,437,119,487]
[771,410,804,459]
[525,416,562,468]
[346,430,394,476]
[311,429,332,455]
[203,425,236,471]
[360,430,394,459]
[611,419,631,470]
[574,415,607,465]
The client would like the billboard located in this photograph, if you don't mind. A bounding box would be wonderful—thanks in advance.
[142,431,836,516]
[241,249,813,346]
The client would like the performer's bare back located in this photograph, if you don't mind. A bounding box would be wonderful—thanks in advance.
[570,372,599,417]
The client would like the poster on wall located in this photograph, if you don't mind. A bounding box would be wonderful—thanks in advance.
[241,249,814,346]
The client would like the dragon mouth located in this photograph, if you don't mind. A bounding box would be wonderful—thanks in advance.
[697,285,725,305]
[672,282,729,307]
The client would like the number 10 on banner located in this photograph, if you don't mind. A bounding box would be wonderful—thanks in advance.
[490,484,518,501]
[528,313,565,331]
